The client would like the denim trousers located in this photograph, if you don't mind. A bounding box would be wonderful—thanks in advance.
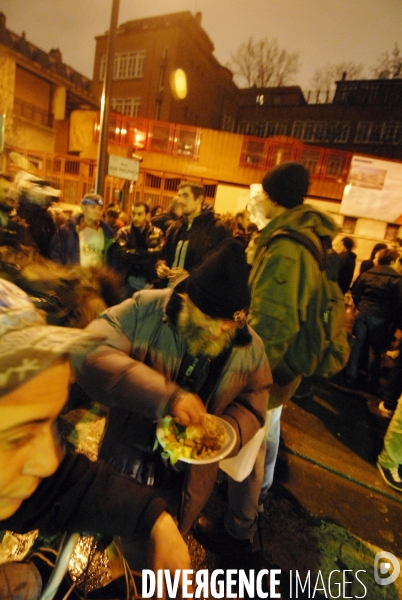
[259,375,302,503]
[378,397,402,470]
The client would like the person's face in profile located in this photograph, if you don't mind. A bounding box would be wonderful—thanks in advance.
[0,359,70,520]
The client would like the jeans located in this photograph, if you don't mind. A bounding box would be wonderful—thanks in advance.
[259,405,283,503]
[378,397,402,470]
[259,375,302,503]
[225,440,266,541]
[346,311,387,387]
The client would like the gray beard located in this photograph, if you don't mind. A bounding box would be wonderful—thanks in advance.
[177,306,235,358]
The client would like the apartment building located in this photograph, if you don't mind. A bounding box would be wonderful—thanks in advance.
[0,11,99,159]
[91,11,238,130]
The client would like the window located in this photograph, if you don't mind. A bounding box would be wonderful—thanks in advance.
[221,114,235,133]
[174,126,201,158]
[99,51,146,80]
[237,121,287,138]
[111,97,141,117]
[145,173,162,189]
[241,139,266,167]
[292,121,350,143]
[385,224,400,241]
[147,122,174,154]
[354,121,402,144]
[324,154,348,179]
[342,217,357,234]
[256,94,264,105]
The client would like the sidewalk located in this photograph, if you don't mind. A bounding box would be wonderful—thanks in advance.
[194,379,402,599]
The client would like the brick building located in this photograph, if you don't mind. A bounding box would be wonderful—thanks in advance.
[0,11,99,157]
[91,11,238,130]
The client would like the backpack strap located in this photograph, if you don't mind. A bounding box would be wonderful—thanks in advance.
[266,228,327,271]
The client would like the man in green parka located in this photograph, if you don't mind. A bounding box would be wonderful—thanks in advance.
[248,162,340,502]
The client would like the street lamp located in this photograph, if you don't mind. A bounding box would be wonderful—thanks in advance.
[95,0,120,197]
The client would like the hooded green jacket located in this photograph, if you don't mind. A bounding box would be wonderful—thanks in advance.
[248,204,339,407]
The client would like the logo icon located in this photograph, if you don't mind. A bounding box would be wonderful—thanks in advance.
[374,551,400,586]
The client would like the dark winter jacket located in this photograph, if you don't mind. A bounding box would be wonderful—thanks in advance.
[73,287,271,534]
[17,203,55,258]
[151,209,180,234]
[337,249,357,294]
[351,265,402,328]
[50,214,116,266]
[0,211,36,250]
[161,209,230,272]
[0,452,166,538]
[112,221,163,283]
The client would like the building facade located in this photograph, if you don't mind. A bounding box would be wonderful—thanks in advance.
[91,11,238,130]
[0,11,99,159]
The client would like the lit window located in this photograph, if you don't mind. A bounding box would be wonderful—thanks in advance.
[100,51,146,81]
[111,97,141,117]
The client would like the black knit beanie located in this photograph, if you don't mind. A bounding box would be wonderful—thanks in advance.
[185,238,250,323]
[262,162,309,208]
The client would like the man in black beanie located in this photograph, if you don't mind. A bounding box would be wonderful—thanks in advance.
[74,238,271,547]
[248,162,340,503]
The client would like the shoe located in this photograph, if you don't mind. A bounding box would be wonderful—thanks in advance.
[192,515,253,554]
[378,401,394,419]
[377,461,402,492]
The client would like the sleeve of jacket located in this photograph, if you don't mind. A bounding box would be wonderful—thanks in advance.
[1,453,166,538]
[72,298,180,418]
[49,226,66,264]
[219,335,271,454]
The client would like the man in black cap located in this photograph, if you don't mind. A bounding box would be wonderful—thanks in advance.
[50,193,116,267]
[74,238,271,545]
[248,162,340,502]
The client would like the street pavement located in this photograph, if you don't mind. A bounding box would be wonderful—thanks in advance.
[193,378,402,599]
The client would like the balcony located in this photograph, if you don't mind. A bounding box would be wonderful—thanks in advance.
[13,98,53,128]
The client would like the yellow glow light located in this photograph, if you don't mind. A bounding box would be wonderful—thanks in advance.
[170,69,187,100]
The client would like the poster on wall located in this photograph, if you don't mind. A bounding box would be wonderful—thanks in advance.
[340,155,402,223]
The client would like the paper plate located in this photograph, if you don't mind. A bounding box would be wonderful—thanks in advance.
[156,416,236,465]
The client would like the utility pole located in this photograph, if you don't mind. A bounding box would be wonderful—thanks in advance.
[95,0,120,197]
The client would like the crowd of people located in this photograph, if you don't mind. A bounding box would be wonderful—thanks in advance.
[0,164,401,598]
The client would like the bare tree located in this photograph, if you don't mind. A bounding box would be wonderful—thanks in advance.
[371,42,402,79]
[227,37,300,88]
[310,61,365,91]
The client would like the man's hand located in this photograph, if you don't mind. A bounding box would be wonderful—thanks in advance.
[168,267,188,284]
[172,390,206,425]
[156,261,170,279]
[148,511,192,598]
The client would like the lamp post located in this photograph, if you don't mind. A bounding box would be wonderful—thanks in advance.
[95,0,120,196]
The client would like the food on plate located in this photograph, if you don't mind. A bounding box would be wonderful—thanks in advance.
[159,414,226,463]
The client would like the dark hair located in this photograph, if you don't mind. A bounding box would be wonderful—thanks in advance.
[247,223,259,234]
[132,201,150,214]
[0,172,13,183]
[106,206,119,217]
[150,205,163,217]
[178,181,205,200]
[370,243,387,261]
[378,248,399,265]
[342,237,355,251]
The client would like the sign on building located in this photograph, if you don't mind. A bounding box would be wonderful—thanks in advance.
[108,154,140,181]
[341,155,402,224]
